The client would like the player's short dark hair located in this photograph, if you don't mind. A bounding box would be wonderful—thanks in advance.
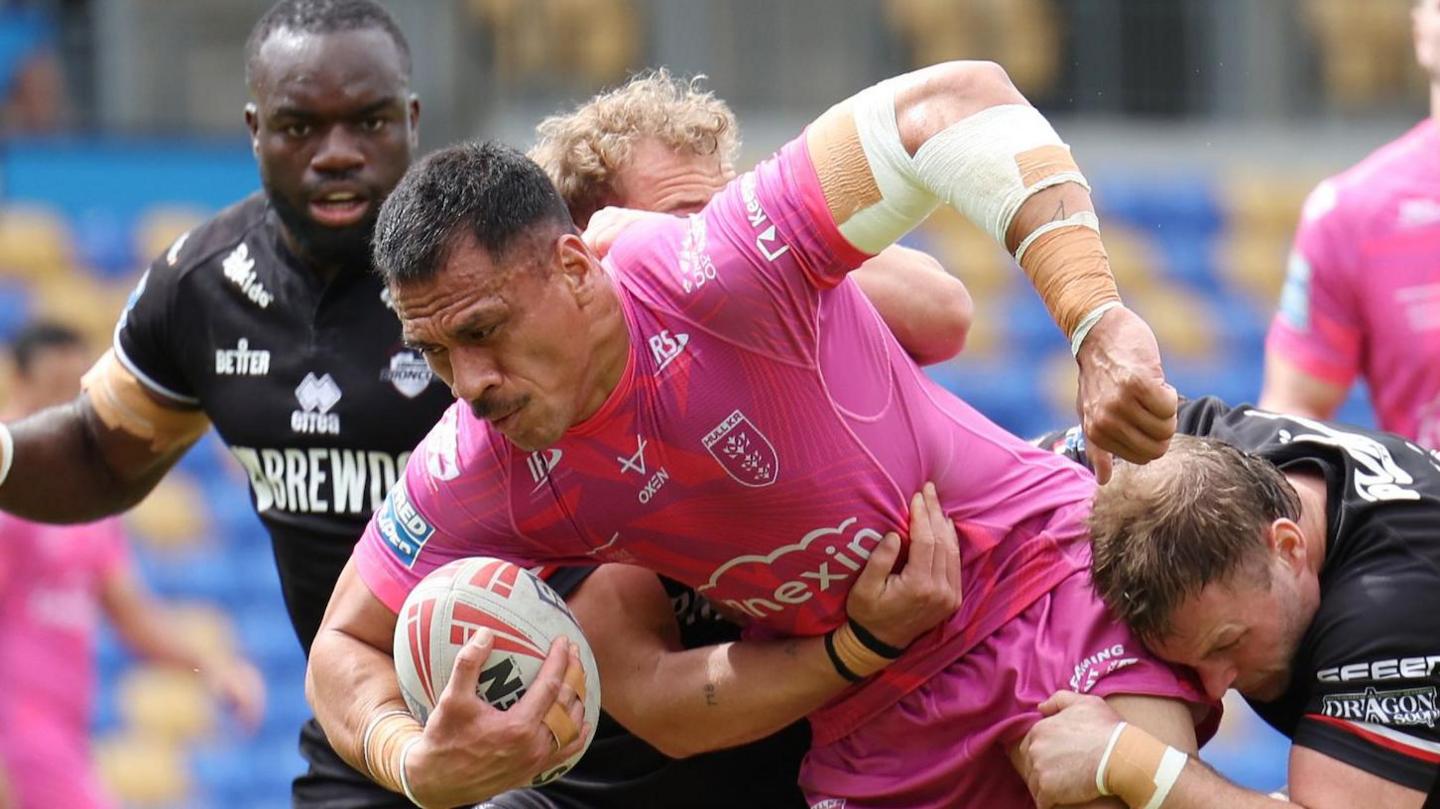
[373,140,576,285]
[10,320,84,377]
[245,0,411,88]
[1087,435,1302,643]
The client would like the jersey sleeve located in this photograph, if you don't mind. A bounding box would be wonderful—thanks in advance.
[113,245,201,405]
[1288,605,1440,790]
[608,135,876,362]
[353,403,539,612]
[1264,179,1363,389]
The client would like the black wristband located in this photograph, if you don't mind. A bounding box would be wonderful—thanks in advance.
[847,619,905,659]
[824,629,864,682]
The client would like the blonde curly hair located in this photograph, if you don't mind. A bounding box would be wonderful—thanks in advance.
[530,68,740,226]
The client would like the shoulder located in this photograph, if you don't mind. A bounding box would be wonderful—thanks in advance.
[144,192,272,290]
[1305,122,1439,239]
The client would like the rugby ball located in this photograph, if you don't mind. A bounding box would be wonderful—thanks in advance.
[393,556,601,785]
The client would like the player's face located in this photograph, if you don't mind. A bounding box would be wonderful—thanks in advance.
[246,27,418,269]
[1151,554,1320,704]
[1415,0,1440,81]
[394,231,616,452]
[608,139,731,219]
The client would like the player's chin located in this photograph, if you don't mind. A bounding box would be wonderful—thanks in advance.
[1240,671,1289,702]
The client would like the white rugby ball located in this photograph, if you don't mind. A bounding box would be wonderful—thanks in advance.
[393,556,601,785]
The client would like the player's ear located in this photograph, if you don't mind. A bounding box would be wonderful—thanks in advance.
[554,233,595,297]
[1268,518,1307,572]
[244,102,260,155]
[407,94,421,150]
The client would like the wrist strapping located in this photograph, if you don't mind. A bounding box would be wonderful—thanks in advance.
[1016,217,1121,343]
[826,621,898,682]
[1096,721,1187,809]
[1069,301,1123,358]
[361,709,423,796]
[398,735,426,808]
[0,421,13,488]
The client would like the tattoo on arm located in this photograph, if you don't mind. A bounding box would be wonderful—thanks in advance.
[1051,199,1067,222]
[704,682,718,707]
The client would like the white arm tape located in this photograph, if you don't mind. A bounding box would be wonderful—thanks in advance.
[1069,301,1122,357]
[0,421,12,488]
[399,735,426,807]
[841,79,941,254]
[912,104,1087,247]
[1141,746,1188,809]
[843,81,1089,254]
[1095,720,1127,797]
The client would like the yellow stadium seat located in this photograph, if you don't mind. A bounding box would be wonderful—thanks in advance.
[0,204,74,280]
[884,0,1060,95]
[168,602,241,663]
[124,471,211,552]
[30,273,123,349]
[134,206,207,266]
[1220,172,1313,238]
[915,208,1015,300]
[94,731,192,807]
[1215,230,1290,309]
[1128,285,1216,361]
[117,664,216,743]
[1039,348,1079,419]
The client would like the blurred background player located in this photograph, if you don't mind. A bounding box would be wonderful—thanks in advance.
[479,69,973,809]
[1259,0,1440,447]
[0,320,265,809]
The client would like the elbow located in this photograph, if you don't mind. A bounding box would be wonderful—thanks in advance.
[911,265,974,365]
[897,61,1027,150]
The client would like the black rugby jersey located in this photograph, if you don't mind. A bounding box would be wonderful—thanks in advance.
[115,192,454,653]
[1043,397,1440,790]
[488,569,808,809]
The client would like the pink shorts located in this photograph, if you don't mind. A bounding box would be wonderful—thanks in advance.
[799,565,1217,809]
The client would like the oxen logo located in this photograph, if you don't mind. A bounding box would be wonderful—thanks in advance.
[701,410,778,487]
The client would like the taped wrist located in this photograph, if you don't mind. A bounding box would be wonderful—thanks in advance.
[1096,722,1187,809]
[1015,217,1121,343]
[362,710,423,795]
[826,620,900,681]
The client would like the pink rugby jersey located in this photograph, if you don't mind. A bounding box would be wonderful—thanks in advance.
[1268,119,1440,447]
[0,515,128,809]
[355,135,1098,744]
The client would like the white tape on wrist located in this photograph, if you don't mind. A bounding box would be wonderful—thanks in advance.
[1095,720,1128,797]
[1141,746,1188,809]
[1069,301,1122,358]
[1014,211,1101,266]
[0,421,14,488]
[399,735,425,807]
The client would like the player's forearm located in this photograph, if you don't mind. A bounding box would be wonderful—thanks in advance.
[625,635,846,758]
[852,246,971,365]
[307,626,412,776]
[0,402,158,521]
[1154,761,1303,809]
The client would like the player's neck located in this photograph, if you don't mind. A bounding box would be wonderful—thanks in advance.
[1287,469,1329,575]
[572,278,630,425]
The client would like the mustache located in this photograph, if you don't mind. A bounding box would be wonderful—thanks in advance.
[470,395,525,421]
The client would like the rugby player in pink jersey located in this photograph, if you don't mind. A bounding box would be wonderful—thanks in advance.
[1260,0,1440,448]
[0,322,265,809]
[309,61,1208,808]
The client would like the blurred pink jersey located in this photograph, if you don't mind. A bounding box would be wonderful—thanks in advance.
[1267,119,1440,446]
[0,515,128,809]
[355,135,1099,744]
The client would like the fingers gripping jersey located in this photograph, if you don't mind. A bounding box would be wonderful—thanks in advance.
[356,136,1098,744]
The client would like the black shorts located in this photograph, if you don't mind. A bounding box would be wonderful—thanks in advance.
[294,717,416,809]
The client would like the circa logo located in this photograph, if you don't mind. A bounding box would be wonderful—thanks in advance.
[292,372,342,434]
